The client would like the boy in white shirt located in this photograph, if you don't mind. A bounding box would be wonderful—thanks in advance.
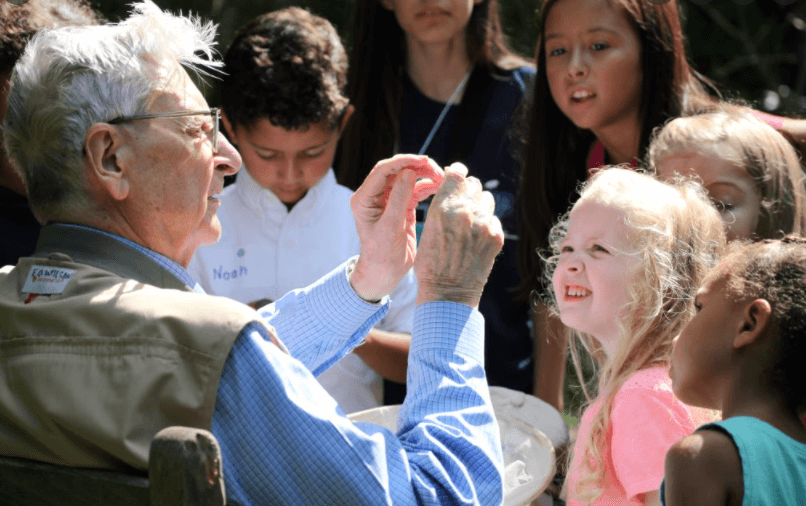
[188,7,416,413]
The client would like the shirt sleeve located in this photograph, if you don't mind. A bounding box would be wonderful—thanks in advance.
[256,257,388,376]
[610,388,695,501]
[376,267,418,334]
[211,284,504,505]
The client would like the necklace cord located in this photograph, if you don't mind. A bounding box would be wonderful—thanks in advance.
[417,70,472,155]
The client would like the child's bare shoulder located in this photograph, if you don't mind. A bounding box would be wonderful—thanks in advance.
[664,429,743,506]
[667,429,738,469]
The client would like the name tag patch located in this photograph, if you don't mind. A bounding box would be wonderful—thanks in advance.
[22,265,76,294]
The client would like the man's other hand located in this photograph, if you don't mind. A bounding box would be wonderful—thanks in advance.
[414,162,504,308]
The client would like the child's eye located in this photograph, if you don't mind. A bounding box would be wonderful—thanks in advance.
[560,245,574,254]
[303,149,326,158]
[548,47,566,57]
[591,42,609,51]
[258,152,277,161]
[591,244,609,254]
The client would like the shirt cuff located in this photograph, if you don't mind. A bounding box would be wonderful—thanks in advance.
[306,256,390,335]
[411,301,485,363]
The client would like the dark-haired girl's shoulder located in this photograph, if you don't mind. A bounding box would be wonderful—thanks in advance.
[663,429,742,506]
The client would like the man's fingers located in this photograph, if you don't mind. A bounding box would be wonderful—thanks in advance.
[359,156,445,214]
[362,155,444,198]
[487,216,505,246]
[466,176,483,195]
[431,162,470,204]
[359,154,428,200]
[479,190,496,217]
[383,169,416,224]
[446,162,469,178]
[407,158,445,204]
[412,178,441,203]
[415,157,446,184]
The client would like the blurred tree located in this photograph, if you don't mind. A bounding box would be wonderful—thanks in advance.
[683,0,805,116]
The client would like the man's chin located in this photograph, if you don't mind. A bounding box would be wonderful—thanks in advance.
[198,219,223,247]
[180,221,222,267]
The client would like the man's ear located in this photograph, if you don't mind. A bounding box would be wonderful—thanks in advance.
[338,104,355,136]
[220,110,239,146]
[734,298,772,349]
[84,123,130,201]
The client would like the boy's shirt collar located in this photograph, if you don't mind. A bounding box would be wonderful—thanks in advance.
[233,165,337,223]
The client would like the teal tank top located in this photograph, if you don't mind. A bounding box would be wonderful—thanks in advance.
[661,416,806,505]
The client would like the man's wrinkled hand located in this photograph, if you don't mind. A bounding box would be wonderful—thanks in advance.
[349,154,443,302]
[414,162,504,308]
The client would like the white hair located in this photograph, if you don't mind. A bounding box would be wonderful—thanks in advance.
[3,0,221,223]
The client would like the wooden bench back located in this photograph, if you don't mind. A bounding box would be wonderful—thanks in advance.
[0,426,228,506]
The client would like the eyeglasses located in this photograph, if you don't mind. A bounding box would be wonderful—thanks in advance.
[108,108,220,152]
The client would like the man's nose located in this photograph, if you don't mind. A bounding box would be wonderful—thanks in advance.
[214,135,241,176]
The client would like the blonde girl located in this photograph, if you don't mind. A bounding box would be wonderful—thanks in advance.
[650,106,806,242]
[544,167,725,505]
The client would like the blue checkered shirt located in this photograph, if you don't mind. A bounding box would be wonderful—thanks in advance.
[78,226,504,505]
[214,272,504,505]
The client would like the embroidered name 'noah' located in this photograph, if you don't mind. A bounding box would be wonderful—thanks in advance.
[213,265,248,281]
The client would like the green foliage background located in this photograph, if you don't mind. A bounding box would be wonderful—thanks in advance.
[91,0,806,117]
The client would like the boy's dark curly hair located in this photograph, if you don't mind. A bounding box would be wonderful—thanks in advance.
[1,0,104,74]
[221,7,349,133]
[719,235,806,415]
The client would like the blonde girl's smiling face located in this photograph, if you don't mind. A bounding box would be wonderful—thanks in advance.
[381,0,482,46]
[655,152,762,242]
[552,201,639,357]
[543,0,642,134]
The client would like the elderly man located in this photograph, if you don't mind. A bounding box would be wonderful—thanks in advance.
[0,2,506,505]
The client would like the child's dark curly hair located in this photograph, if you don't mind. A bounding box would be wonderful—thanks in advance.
[1,0,103,74]
[221,7,349,132]
[719,235,806,416]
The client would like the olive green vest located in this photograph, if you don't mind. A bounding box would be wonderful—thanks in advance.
[0,225,283,470]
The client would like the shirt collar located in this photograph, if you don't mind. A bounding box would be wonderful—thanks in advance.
[34,223,200,292]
